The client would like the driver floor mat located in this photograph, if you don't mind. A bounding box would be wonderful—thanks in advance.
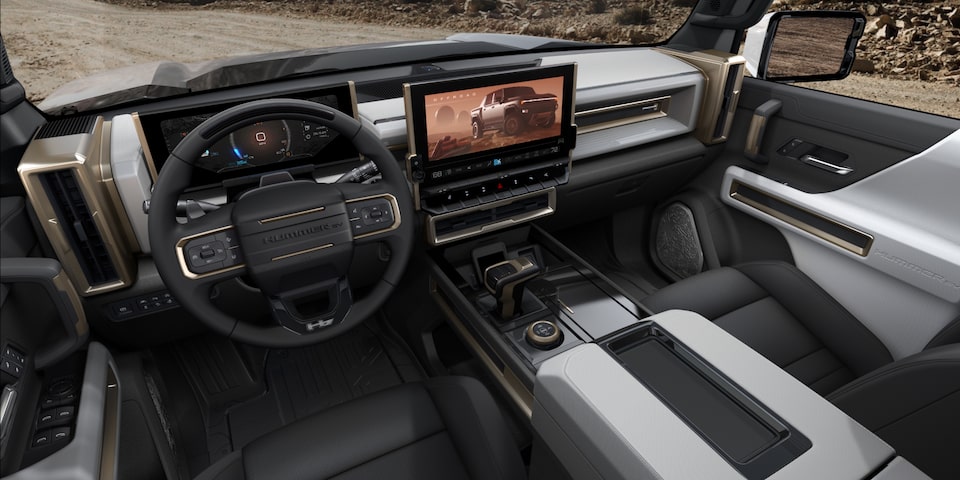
[199,321,423,464]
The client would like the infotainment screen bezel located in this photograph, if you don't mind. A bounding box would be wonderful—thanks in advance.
[137,81,358,186]
[403,64,577,188]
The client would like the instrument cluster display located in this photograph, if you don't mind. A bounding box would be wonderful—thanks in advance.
[160,117,337,173]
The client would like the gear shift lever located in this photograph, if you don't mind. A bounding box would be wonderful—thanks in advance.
[483,257,540,319]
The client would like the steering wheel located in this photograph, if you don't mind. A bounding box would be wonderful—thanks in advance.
[148,99,415,348]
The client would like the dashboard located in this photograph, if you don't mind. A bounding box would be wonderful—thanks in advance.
[14,46,735,302]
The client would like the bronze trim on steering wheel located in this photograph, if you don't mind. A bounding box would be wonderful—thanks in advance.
[175,225,245,280]
[259,206,327,225]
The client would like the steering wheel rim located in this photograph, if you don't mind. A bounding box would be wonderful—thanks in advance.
[148,99,414,348]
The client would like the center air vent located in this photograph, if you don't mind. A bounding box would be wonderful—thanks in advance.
[40,170,120,286]
[427,189,556,245]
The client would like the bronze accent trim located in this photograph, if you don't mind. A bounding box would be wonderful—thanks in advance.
[18,116,137,296]
[575,96,671,134]
[130,113,159,182]
[345,193,403,240]
[272,243,334,262]
[658,48,745,144]
[175,225,245,279]
[729,180,874,256]
[426,188,556,246]
[259,206,326,225]
[431,280,533,417]
[99,366,120,480]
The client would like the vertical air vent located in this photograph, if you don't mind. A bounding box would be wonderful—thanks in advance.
[40,170,120,286]
[713,63,744,139]
[35,116,97,140]
[0,35,15,86]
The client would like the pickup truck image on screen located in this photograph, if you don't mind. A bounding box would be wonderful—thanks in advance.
[424,76,564,162]
[472,85,558,137]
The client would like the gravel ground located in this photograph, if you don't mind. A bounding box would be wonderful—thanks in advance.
[1,0,957,117]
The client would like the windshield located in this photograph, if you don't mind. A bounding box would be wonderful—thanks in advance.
[0,0,956,118]
[0,0,695,114]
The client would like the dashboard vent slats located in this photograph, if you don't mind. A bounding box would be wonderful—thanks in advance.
[35,116,97,140]
[40,170,120,286]
[434,194,550,237]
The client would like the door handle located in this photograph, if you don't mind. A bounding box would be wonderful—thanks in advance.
[800,154,854,175]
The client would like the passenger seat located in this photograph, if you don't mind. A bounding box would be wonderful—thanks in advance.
[642,261,960,479]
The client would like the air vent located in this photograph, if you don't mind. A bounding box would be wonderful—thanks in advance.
[428,190,555,245]
[40,170,120,286]
[575,97,670,133]
[0,37,14,86]
[35,116,97,140]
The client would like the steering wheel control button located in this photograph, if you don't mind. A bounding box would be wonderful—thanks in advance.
[347,196,396,236]
[526,320,563,350]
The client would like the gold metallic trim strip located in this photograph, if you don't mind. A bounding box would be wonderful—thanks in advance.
[130,113,160,182]
[175,226,245,280]
[729,181,874,256]
[576,96,671,118]
[272,243,333,262]
[431,281,533,418]
[18,116,136,296]
[426,188,557,246]
[657,48,746,144]
[346,193,403,240]
[259,206,326,224]
[99,367,120,480]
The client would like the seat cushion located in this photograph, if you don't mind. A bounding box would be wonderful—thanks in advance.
[642,261,893,395]
[196,376,526,480]
[828,344,960,479]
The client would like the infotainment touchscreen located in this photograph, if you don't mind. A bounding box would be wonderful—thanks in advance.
[404,65,576,186]
[139,82,358,184]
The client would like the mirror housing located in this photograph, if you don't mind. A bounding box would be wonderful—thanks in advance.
[743,11,866,82]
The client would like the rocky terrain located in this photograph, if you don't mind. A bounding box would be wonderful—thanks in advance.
[99,0,959,87]
[3,0,957,116]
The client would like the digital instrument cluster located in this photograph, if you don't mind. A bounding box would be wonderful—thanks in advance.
[161,118,336,173]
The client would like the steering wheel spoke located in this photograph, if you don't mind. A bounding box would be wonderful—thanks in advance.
[339,184,406,247]
[169,204,248,283]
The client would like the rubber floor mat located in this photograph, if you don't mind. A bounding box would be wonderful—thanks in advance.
[221,323,417,453]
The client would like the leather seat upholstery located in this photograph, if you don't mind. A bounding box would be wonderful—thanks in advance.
[642,261,960,478]
[196,376,526,480]
[643,261,893,395]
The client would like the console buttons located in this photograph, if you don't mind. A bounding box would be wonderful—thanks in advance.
[2,346,25,365]
[0,359,22,378]
[32,432,50,448]
[38,410,57,427]
[525,320,563,350]
[56,406,75,425]
[50,426,71,444]
[40,392,76,409]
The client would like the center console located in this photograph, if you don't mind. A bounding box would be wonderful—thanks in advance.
[427,225,930,479]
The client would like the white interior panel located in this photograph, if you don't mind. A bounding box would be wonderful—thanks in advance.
[109,114,152,253]
[533,310,896,480]
[721,129,960,358]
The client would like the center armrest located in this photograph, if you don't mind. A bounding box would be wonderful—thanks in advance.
[531,310,897,480]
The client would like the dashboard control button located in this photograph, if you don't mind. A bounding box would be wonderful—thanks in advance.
[50,426,71,443]
[32,432,50,448]
[38,410,57,427]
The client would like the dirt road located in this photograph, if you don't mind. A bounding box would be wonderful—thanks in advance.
[1,0,956,117]
[0,0,453,102]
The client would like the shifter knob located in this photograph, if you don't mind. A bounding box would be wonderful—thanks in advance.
[483,257,540,319]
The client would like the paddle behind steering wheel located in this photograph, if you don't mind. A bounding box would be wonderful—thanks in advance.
[148,99,414,348]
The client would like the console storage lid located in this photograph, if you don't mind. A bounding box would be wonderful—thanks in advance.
[531,310,906,479]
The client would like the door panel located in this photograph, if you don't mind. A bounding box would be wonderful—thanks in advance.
[715,80,960,360]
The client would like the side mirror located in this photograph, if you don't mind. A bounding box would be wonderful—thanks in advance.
[743,11,866,82]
